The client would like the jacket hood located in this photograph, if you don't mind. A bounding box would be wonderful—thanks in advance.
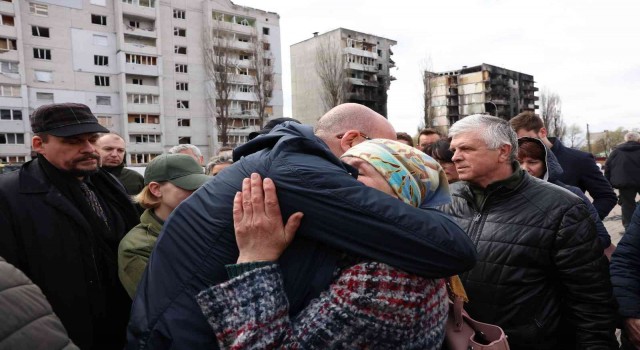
[518,137,564,182]
[615,141,640,153]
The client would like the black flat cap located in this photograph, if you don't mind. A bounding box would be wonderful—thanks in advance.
[31,103,109,137]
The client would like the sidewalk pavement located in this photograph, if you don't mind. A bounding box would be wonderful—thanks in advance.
[601,191,639,245]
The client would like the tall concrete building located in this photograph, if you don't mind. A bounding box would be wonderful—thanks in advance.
[290,28,396,125]
[0,0,282,165]
[424,63,538,132]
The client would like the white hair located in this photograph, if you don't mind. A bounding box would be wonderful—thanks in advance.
[449,114,518,161]
[168,144,202,157]
[624,132,640,142]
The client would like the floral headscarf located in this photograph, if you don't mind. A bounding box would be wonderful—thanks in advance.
[341,139,451,208]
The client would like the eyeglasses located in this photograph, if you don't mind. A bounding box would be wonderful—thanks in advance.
[336,132,371,141]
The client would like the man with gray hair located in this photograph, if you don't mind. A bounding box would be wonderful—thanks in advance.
[440,114,617,349]
[605,131,640,228]
[169,144,204,166]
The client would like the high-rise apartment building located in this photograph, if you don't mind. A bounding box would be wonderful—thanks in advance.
[424,63,538,132]
[0,0,282,165]
[290,28,396,125]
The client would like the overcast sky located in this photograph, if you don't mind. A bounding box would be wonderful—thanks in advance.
[239,0,639,135]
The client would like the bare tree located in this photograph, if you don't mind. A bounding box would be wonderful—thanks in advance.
[539,88,565,139]
[203,21,235,147]
[565,123,584,149]
[250,30,274,128]
[315,36,348,112]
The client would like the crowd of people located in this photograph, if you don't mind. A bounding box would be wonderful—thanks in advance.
[0,102,638,350]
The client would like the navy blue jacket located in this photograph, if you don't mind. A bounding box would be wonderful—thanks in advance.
[549,137,617,219]
[611,203,640,319]
[539,139,612,249]
[126,123,477,349]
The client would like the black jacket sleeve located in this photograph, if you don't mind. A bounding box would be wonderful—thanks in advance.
[579,153,617,220]
[553,203,618,349]
[611,204,640,319]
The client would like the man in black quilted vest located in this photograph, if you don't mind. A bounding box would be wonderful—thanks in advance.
[439,114,617,349]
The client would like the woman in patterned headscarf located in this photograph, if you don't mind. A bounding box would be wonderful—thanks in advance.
[196,140,464,349]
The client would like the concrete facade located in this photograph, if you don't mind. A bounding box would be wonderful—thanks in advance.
[291,28,396,125]
[0,0,282,164]
[425,63,538,133]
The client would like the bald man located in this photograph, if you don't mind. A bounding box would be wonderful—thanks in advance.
[127,104,477,349]
[96,133,144,195]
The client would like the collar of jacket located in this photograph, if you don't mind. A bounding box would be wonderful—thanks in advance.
[139,209,164,237]
[102,162,124,176]
[548,137,566,154]
[465,161,525,209]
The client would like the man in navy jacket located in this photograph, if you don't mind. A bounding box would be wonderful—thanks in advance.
[126,104,477,349]
[510,112,617,219]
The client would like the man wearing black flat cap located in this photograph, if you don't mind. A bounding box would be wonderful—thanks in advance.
[0,103,139,349]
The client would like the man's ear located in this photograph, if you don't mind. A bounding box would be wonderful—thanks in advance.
[339,130,361,153]
[498,144,512,163]
[32,136,44,154]
[538,127,548,139]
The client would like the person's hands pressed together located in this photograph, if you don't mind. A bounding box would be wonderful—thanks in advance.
[234,173,304,263]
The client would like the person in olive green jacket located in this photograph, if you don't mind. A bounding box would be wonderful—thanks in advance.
[118,154,209,298]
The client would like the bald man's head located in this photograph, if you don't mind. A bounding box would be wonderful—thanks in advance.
[314,103,396,157]
[96,133,126,167]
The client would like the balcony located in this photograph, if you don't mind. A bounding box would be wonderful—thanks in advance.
[229,109,259,118]
[0,2,13,14]
[0,25,16,39]
[124,63,159,76]
[125,84,159,95]
[127,103,160,114]
[233,91,258,102]
[348,77,379,88]
[127,122,161,133]
[230,74,254,85]
[121,2,156,19]
[347,92,377,102]
[123,26,156,38]
[122,42,157,55]
[344,47,378,59]
[348,62,378,73]
[0,49,18,61]
[128,143,163,154]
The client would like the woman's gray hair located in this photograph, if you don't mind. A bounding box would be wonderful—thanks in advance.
[168,144,202,157]
[624,132,640,142]
[449,114,518,161]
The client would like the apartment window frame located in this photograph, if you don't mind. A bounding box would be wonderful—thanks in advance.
[0,15,15,27]
[34,70,53,83]
[239,54,250,61]
[176,100,189,109]
[96,95,111,105]
[0,109,22,120]
[130,134,161,143]
[177,118,190,127]
[173,27,186,37]
[178,136,191,144]
[0,132,24,144]
[128,94,159,104]
[31,25,50,38]
[174,46,187,55]
[0,156,27,163]
[97,115,113,127]
[262,27,269,35]
[0,38,17,52]
[29,3,48,17]
[0,84,20,97]
[91,14,107,26]
[94,55,109,66]
[36,92,54,101]
[173,9,185,19]
[130,153,159,165]
[131,78,143,85]
[33,48,51,60]
[94,75,110,86]
[125,54,157,66]
[263,42,270,50]
[175,64,188,73]
[176,82,189,91]
[0,61,18,74]
[128,113,159,124]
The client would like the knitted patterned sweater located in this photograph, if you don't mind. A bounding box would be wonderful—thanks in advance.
[196,262,448,349]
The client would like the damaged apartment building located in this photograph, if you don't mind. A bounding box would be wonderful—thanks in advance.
[424,63,538,132]
[290,28,396,125]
